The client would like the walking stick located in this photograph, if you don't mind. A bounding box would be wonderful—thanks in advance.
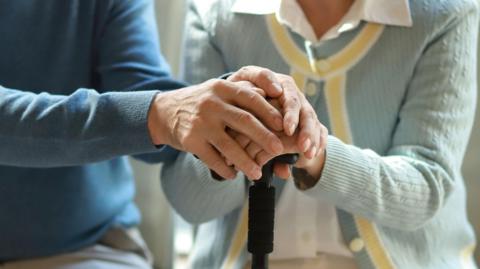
[247,154,298,269]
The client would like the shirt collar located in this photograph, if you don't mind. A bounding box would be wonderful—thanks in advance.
[231,0,413,27]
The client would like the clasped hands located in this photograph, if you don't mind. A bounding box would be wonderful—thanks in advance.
[148,66,328,181]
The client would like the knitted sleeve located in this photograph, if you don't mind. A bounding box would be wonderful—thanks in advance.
[304,2,479,230]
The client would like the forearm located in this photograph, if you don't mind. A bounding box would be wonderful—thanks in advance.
[0,86,159,167]
[161,152,247,224]
[300,136,455,230]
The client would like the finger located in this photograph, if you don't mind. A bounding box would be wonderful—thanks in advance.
[223,104,284,156]
[209,131,262,179]
[219,152,234,166]
[279,77,302,136]
[195,144,237,179]
[317,125,329,157]
[225,129,251,167]
[273,163,291,180]
[297,105,319,159]
[255,151,275,167]
[229,66,283,98]
[309,122,324,158]
[307,122,321,158]
[268,98,282,112]
[226,128,251,148]
[246,142,263,161]
[220,81,283,131]
[234,81,267,98]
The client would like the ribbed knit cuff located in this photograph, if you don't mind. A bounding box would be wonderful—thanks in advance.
[106,90,161,155]
[303,135,373,205]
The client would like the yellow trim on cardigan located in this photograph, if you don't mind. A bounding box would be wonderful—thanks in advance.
[266,14,384,80]
[291,69,307,92]
[221,200,249,269]
[266,15,395,269]
[324,75,395,269]
[355,218,395,269]
[460,244,477,269]
[324,75,352,143]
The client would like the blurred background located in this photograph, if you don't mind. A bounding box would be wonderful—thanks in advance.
[130,1,480,268]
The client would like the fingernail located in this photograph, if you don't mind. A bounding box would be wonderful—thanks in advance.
[252,167,262,179]
[316,147,324,157]
[272,83,283,94]
[302,139,311,152]
[288,123,296,135]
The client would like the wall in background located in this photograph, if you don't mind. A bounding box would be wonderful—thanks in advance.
[154,0,187,76]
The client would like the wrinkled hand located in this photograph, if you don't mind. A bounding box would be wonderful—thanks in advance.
[147,66,295,180]
[229,128,328,180]
[228,66,319,155]
[227,90,328,180]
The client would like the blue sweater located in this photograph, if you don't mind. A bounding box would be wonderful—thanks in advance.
[0,0,185,260]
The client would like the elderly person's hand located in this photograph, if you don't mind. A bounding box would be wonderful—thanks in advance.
[228,67,316,141]
[225,80,328,180]
[148,66,320,180]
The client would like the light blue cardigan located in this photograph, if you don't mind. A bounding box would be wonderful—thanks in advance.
[161,0,479,268]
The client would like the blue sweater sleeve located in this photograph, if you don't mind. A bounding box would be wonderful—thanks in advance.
[0,87,164,167]
[0,0,186,167]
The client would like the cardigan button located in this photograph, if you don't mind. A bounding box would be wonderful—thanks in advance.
[305,82,317,96]
[349,238,365,252]
[316,59,331,72]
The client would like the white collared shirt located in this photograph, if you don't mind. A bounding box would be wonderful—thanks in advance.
[232,0,412,43]
[231,0,412,265]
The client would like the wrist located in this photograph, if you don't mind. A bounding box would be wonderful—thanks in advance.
[292,150,326,190]
[305,152,325,179]
[147,91,171,146]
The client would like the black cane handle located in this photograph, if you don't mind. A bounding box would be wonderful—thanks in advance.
[248,153,298,269]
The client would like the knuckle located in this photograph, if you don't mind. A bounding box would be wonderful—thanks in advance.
[240,66,251,73]
[244,91,261,104]
[179,130,196,148]
[235,66,252,78]
[198,96,219,113]
[307,110,318,120]
[286,96,301,107]
[237,111,254,124]
[209,79,226,92]
[258,69,272,80]
[190,115,205,129]
[246,144,259,157]
[234,85,249,96]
